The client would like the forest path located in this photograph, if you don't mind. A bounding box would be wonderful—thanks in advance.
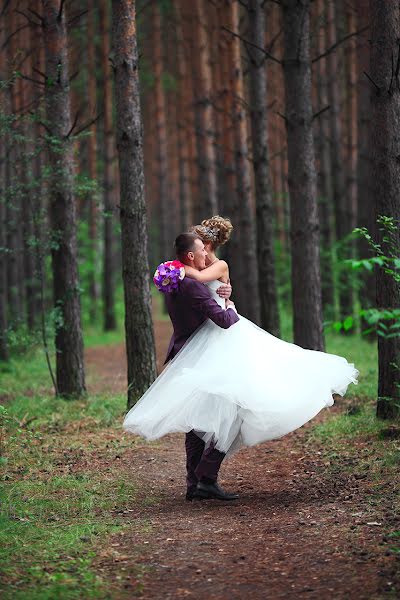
[84,323,397,599]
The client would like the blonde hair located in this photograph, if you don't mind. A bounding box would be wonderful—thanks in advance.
[191,215,233,249]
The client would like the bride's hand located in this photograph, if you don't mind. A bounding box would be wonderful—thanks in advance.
[216,280,232,299]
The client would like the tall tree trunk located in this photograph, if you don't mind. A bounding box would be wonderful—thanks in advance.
[215,3,243,311]
[0,28,8,359]
[20,13,37,331]
[112,0,157,409]
[87,0,99,322]
[175,1,192,231]
[315,0,335,319]
[248,0,280,336]
[327,0,354,326]
[42,0,86,397]
[99,0,117,330]
[6,8,23,326]
[229,0,260,324]
[357,0,375,335]
[370,0,400,419]
[193,0,218,219]
[153,4,170,260]
[0,11,10,359]
[282,0,324,351]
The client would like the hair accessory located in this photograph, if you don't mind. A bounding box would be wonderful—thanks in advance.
[198,225,219,242]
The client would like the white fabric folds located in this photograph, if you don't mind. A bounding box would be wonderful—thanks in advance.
[123,281,359,456]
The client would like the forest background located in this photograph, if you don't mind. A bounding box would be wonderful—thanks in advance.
[0,0,399,597]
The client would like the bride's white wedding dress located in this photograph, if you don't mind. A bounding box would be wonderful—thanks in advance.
[123,280,359,455]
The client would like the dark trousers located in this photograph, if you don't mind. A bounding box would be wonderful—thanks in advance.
[185,430,225,488]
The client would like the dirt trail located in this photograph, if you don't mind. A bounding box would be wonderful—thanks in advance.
[84,323,399,599]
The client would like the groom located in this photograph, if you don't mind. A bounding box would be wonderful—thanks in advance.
[164,232,240,501]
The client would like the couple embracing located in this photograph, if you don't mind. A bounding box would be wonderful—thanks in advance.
[124,216,358,502]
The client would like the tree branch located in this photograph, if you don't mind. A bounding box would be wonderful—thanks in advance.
[70,114,102,138]
[57,0,66,21]
[363,70,381,92]
[68,9,88,27]
[65,109,82,138]
[312,25,369,63]
[27,7,44,24]
[312,104,330,121]
[221,25,282,64]
[276,111,288,125]
[32,67,46,80]
[14,9,41,27]
[1,23,30,50]
[19,73,46,86]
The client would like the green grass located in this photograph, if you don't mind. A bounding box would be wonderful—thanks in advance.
[0,394,153,599]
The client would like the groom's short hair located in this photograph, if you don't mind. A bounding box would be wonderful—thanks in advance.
[174,232,201,260]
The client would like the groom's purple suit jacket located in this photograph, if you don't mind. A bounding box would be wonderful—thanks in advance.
[164,278,239,364]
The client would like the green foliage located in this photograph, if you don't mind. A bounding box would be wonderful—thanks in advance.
[329,216,400,340]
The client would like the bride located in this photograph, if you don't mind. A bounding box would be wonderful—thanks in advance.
[123,216,358,457]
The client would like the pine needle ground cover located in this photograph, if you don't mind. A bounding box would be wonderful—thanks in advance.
[1,332,399,598]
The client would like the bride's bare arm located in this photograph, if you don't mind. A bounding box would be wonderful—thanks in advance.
[184,260,229,283]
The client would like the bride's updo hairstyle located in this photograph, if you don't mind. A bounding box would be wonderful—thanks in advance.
[191,215,233,250]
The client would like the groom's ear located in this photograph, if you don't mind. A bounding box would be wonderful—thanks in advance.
[187,251,194,261]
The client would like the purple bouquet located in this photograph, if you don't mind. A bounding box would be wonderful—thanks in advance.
[153,260,185,293]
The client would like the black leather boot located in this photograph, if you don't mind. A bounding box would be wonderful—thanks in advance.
[196,481,239,501]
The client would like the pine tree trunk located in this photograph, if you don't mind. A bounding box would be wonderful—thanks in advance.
[175,2,192,231]
[14,7,36,332]
[357,0,376,335]
[229,0,260,324]
[153,4,170,259]
[6,8,23,326]
[42,0,86,397]
[282,0,324,351]
[0,62,8,358]
[248,0,280,336]
[315,0,335,319]
[370,0,400,419]
[327,0,354,326]
[99,0,117,331]
[87,0,99,323]
[216,3,243,311]
[30,0,45,323]
[112,0,157,409]
[193,0,218,219]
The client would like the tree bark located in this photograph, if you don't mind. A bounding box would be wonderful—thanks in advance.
[370,0,400,419]
[248,0,280,336]
[175,1,192,231]
[229,0,260,324]
[42,0,86,397]
[282,0,324,350]
[215,3,243,312]
[112,0,157,408]
[0,58,8,358]
[152,4,170,260]
[357,0,376,335]
[99,0,117,331]
[315,0,335,319]
[6,7,23,326]
[87,0,99,323]
[193,0,218,219]
[327,0,354,326]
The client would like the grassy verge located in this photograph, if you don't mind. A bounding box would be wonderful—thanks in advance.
[0,387,157,598]
[307,401,400,565]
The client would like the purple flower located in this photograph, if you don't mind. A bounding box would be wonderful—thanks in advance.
[153,260,185,293]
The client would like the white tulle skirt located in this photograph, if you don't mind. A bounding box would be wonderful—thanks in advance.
[123,317,359,456]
